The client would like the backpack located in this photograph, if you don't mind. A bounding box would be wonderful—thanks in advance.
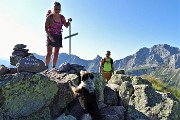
[102,57,113,72]
[46,10,63,32]
[46,10,52,17]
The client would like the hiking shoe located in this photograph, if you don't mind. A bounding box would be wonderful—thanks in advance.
[43,69,49,74]
[51,67,57,72]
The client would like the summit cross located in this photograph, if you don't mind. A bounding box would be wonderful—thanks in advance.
[64,22,78,55]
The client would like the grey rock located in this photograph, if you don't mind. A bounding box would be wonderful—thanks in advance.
[10,44,30,66]
[16,55,46,73]
[108,74,131,85]
[119,81,134,109]
[169,53,180,69]
[56,113,77,120]
[10,55,23,66]
[127,85,180,120]
[7,68,17,74]
[93,73,107,109]
[0,72,58,119]
[100,106,125,120]
[58,62,86,74]
[132,76,152,86]
[48,73,79,117]
[67,99,86,120]
[101,115,120,120]
[12,50,29,56]
[104,84,120,106]
[14,44,27,49]
[108,74,124,85]
[81,114,92,120]
[0,65,8,76]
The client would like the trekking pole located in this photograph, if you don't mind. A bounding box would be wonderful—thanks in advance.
[69,23,71,63]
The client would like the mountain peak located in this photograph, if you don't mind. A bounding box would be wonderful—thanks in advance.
[95,55,102,59]
[153,44,170,48]
[151,44,179,56]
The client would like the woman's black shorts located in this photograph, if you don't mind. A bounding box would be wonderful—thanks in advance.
[47,34,62,47]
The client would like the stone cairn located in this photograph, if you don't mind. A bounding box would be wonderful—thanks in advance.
[0,44,30,75]
[10,44,30,66]
[7,44,46,73]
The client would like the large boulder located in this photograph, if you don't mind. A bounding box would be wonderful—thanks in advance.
[66,98,86,120]
[58,62,86,75]
[104,84,120,106]
[127,85,180,120]
[0,72,58,119]
[108,73,132,85]
[132,76,152,86]
[93,73,107,109]
[46,72,80,118]
[16,55,46,73]
[119,81,134,109]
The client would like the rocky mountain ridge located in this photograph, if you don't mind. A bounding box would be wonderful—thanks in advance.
[1,44,179,89]
[114,44,180,70]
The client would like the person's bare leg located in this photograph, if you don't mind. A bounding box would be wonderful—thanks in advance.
[52,47,60,68]
[45,45,53,69]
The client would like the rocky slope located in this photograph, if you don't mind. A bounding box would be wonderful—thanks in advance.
[0,64,179,120]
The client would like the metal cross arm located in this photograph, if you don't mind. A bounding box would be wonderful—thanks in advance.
[64,32,78,39]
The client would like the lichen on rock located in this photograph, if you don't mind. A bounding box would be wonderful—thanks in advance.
[0,72,58,119]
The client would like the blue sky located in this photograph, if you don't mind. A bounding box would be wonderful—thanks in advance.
[0,0,179,61]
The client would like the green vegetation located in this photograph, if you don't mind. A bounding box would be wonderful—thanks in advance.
[151,66,180,89]
[127,65,180,90]
[168,87,180,100]
[127,66,150,72]
[143,75,180,100]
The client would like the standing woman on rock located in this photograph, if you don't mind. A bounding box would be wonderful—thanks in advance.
[45,1,72,71]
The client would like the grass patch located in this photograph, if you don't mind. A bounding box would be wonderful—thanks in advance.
[143,75,180,100]
[127,66,150,72]
[168,87,180,100]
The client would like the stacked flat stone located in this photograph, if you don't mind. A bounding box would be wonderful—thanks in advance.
[10,44,30,66]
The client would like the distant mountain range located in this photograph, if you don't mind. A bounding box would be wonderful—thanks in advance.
[120,44,180,89]
[1,44,179,89]
[114,44,180,70]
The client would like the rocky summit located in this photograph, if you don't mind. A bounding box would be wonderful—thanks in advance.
[0,64,179,120]
[0,44,180,120]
